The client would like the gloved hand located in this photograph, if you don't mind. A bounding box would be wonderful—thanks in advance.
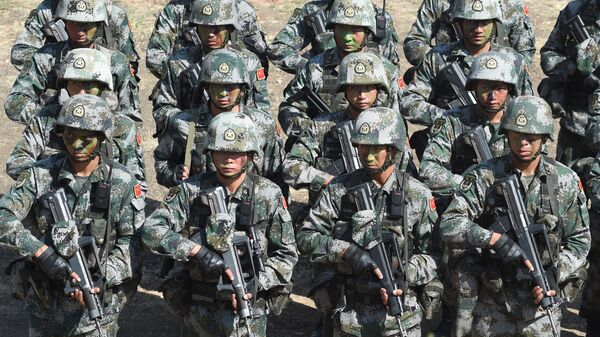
[35,247,72,281]
[193,245,228,275]
[342,244,378,274]
[491,234,527,264]
[174,165,190,183]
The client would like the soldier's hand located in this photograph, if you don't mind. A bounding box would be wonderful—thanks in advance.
[192,244,230,276]
[175,165,190,182]
[230,292,253,312]
[35,245,73,281]
[69,282,102,306]
[490,233,528,265]
[532,286,557,305]
[379,287,403,306]
[343,244,379,274]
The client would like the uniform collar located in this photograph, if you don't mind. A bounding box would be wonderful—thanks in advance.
[57,155,103,189]
[226,174,254,203]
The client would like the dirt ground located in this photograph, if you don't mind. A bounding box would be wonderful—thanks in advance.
[0,0,588,336]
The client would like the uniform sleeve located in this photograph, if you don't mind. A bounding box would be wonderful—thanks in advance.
[153,120,185,188]
[0,170,45,257]
[377,9,400,65]
[402,0,438,66]
[6,115,49,180]
[141,184,197,261]
[420,118,463,191]
[504,2,536,64]
[278,63,313,134]
[111,52,142,124]
[282,126,332,188]
[4,52,50,124]
[109,6,140,69]
[145,4,180,78]
[267,8,312,73]
[540,10,577,80]
[585,90,600,151]
[237,1,269,70]
[10,6,48,71]
[113,116,146,191]
[152,60,184,133]
[407,188,439,286]
[246,55,271,111]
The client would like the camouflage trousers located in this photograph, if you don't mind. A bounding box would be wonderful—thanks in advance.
[332,325,420,337]
[471,287,561,337]
[581,211,600,336]
[28,314,118,337]
[180,302,267,337]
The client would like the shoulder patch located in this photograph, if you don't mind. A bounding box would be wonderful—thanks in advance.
[288,8,302,23]
[429,196,436,210]
[523,5,529,16]
[134,183,143,199]
[579,178,584,192]
[15,171,31,189]
[137,133,142,146]
[164,186,180,203]
[460,174,476,191]
[397,77,406,89]
[256,67,266,81]
[281,196,288,209]
[432,118,446,134]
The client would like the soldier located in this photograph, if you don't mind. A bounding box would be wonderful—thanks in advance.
[278,0,402,146]
[582,158,600,337]
[6,48,146,193]
[153,48,283,189]
[267,0,400,74]
[539,0,600,171]
[296,107,439,337]
[142,112,298,337]
[403,0,535,73]
[401,0,532,160]
[441,96,591,336]
[0,93,144,337]
[4,0,141,125]
[146,0,267,79]
[152,0,270,135]
[10,0,140,73]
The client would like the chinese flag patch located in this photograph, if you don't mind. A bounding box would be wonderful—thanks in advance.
[523,5,529,16]
[398,77,406,89]
[134,183,143,198]
[282,196,288,209]
[256,68,266,81]
[430,197,436,210]
[579,179,584,192]
[137,133,142,146]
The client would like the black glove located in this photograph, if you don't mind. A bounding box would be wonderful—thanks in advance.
[35,247,72,281]
[492,234,527,264]
[343,244,378,274]
[193,246,228,275]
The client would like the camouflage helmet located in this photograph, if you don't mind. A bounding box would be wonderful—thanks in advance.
[452,0,501,22]
[326,0,377,35]
[189,0,241,31]
[58,48,114,90]
[200,48,249,86]
[351,107,406,149]
[56,0,108,24]
[336,51,389,93]
[499,96,554,140]
[203,112,260,154]
[55,94,113,140]
[465,51,520,94]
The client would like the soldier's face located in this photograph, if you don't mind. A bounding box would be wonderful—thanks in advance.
[208,84,242,109]
[65,21,98,47]
[461,19,494,46]
[197,25,231,49]
[334,25,366,52]
[358,144,389,170]
[67,80,103,97]
[345,85,378,111]
[475,80,509,112]
[507,131,544,163]
[63,126,101,162]
[211,151,248,178]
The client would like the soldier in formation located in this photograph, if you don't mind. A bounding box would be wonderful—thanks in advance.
[0,94,144,336]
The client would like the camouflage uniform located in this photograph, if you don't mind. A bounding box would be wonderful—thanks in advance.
[278,0,402,140]
[0,95,144,337]
[10,0,140,72]
[440,96,591,336]
[403,0,535,67]
[267,0,400,74]
[146,0,267,78]
[4,0,141,125]
[296,108,439,337]
[152,0,270,134]
[539,0,600,168]
[6,49,146,191]
[142,113,298,337]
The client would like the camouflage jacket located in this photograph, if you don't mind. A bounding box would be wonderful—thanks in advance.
[441,155,590,303]
[142,172,297,291]
[296,169,439,333]
[145,0,267,78]
[401,41,532,126]
[278,48,401,136]
[10,0,140,72]
[6,101,146,190]
[403,0,535,66]
[540,0,600,135]
[586,89,600,150]
[152,45,270,133]
[267,0,400,74]
[4,42,141,125]
[154,104,284,188]
[420,105,508,192]
[0,153,144,333]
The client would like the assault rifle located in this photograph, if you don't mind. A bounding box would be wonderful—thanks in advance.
[347,183,407,337]
[567,15,590,44]
[306,9,327,37]
[286,86,332,139]
[464,125,493,163]
[45,189,104,335]
[322,121,362,175]
[441,62,477,109]
[182,25,202,46]
[490,175,560,337]
[42,19,68,42]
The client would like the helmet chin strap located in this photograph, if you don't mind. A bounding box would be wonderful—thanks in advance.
[509,137,545,163]
[365,146,395,174]
[478,101,504,114]
[215,153,251,180]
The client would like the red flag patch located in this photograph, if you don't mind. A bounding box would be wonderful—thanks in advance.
[137,133,142,146]
[282,196,288,209]
[398,77,406,89]
[430,197,436,210]
[256,67,266,81]
[579,179,584,192]
[523,5,529,16]
[134,183,143,198]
